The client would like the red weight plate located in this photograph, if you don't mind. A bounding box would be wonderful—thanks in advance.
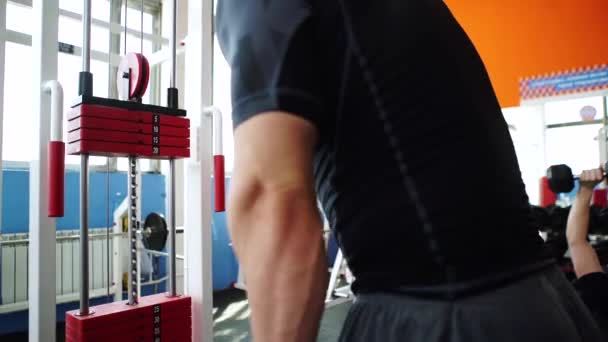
[68,128,190,148]
[116,52,145,100]
[67,140,190,159]
[65,294,191,330]
[68,116,190,138]
[66,301,145,331]
[138,293,192,308]
[69,104,190,128]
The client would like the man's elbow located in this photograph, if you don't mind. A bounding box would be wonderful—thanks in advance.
[228,180,320,236]
[566,232,589,249]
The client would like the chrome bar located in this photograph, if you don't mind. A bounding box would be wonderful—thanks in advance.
[82,0,92,72]
[79,154,90,315]
[167,159,177,296]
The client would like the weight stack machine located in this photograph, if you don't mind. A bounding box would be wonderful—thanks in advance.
[46,0,226,341]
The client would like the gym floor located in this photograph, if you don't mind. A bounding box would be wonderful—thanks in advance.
[0,289,351,342]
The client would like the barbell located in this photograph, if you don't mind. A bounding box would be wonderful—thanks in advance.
[141,212,168,252]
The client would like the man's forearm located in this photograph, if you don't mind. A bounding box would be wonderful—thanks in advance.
[229,187,328,342]
[566,188,593,245]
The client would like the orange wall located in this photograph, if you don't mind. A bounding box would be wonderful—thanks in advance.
[444,0,608,108]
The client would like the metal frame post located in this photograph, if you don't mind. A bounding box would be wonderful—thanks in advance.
[0,0,7,241]
[79,155,90,314]
[185,0,215,340]
[168,157,177,295]
[169,0,177,90]
[167,0,178,298]
[79,0,93,316]
[29,0,59,340]
[82,0,91,72]
[107,0,121,100]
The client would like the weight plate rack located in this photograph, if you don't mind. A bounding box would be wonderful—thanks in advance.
[64,0,192,340]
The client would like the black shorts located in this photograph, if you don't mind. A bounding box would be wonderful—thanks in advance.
[339,265,604,342]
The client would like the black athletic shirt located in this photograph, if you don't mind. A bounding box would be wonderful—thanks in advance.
[216,0,548,294]
[574,272,608,317]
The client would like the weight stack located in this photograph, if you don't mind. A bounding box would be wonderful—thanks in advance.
[65,293,192,342]
[66,97,190,159]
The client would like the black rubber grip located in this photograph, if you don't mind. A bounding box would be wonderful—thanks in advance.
[79,72,93,97]
[167,87,179,109]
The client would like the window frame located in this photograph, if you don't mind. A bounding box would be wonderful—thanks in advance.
[3,0,166,172]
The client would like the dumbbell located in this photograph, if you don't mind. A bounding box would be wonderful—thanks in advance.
[546,163,608,193]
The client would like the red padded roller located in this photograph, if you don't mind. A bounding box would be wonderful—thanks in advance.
[539,176,557,207]
[214,155,225,212]
[593,188,608,208]
[48,141,65,217]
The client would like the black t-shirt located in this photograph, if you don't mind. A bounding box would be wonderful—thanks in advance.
[575,272,608,317]
[216,0,547,293]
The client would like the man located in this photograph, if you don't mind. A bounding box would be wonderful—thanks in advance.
[216,1,603,341]
[566,168,608,335]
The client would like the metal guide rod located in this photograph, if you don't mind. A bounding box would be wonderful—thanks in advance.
[603,95,608,127]
[82,0,92,72]
[106,161,111,298]
[170,0,177,88]
[79,155,90,315]
[168,159,177,296]
[79,0,93,316]
[124,0,128,54]
[105,3,113,297]
[128,157,139,305]
[141,0,144,54]
[166,0,178,297]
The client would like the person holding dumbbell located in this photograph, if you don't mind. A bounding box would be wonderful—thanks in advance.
[567,168,608,334]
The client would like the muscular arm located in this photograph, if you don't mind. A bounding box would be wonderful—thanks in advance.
[566,172,604,278]
[228,112,328,342]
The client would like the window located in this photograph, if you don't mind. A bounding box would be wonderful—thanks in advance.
[60,0,111,21]
[2,0,163,169]
[6,1,32,35]
[545,124,603,175]
[544,96,604,126]
[59,16,111,54]
[3,42,33,162]
[121,7,154,34]
[544,96,606,175]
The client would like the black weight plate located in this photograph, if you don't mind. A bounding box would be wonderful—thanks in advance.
[143,212,168,252]
[547,164,575,193]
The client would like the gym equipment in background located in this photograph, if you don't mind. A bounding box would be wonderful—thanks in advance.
[55,0,225,341]
[325,249,355,308]
[142,212,169,252]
